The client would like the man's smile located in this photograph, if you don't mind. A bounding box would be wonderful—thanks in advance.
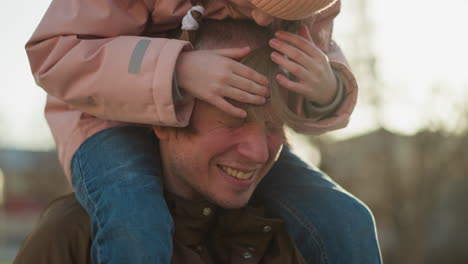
[218,165,256,180]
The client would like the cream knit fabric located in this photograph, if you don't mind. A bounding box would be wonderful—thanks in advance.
[249,0,335,20]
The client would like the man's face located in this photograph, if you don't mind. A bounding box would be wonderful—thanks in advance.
[226,0,274,26]
[156,101,285,208]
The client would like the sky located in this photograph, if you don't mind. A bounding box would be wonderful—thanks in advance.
[2,1,53,150]
[332,0,468,138]
[1,0,467,150]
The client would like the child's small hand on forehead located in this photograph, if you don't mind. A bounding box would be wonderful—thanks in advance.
[175,46,270,118]
[269,23,338,106]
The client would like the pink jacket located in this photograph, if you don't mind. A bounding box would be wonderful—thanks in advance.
[26,0,357,179]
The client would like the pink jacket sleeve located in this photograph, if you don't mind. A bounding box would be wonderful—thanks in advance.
[25,0,194,127]
[293,0,358,135]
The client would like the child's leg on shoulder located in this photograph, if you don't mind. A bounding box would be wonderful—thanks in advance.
[255,146,382,264]
[71,126,172,264]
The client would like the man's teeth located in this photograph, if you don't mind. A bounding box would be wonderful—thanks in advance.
[220,166,254,180]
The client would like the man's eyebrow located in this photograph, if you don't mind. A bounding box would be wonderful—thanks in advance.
[221,116,245,123]
[216,114,247,126]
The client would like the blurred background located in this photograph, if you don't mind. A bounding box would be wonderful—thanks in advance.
[1,0,467,263]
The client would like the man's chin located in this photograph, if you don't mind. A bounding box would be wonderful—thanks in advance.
[208,195,251,209]
[219,201,249,209]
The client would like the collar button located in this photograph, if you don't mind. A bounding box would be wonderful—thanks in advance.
[202,207,212,216]
[242,251,253,259]
[262,225,272,233]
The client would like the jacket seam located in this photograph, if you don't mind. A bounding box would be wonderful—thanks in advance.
[74,151,104,263]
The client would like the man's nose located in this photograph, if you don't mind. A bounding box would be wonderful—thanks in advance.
[237,123,269,164]
[251,8,274,26]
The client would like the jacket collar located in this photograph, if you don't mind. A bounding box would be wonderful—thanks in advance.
[165,192,284,252]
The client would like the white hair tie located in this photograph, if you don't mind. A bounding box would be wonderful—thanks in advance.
[181,6,205,31]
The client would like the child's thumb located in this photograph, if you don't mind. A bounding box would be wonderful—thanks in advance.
[212,46,251,59]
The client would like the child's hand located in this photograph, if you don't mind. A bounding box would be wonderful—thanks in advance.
[269,24,337,106]
[175,47,269,118]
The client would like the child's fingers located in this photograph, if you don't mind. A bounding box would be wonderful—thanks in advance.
[223,87,266,105]
[275,74,308,96]
[212,46,252,60]
[273,30,326,60]
[270,51,313,83]
[270,39,317,70]
[229,74,269,96]
[212,97,247,118]
[232,63,270,87]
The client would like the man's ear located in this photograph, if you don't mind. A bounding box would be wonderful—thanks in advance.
[153,126,170,140]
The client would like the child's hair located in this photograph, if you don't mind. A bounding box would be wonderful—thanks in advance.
[179,4,311,132]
